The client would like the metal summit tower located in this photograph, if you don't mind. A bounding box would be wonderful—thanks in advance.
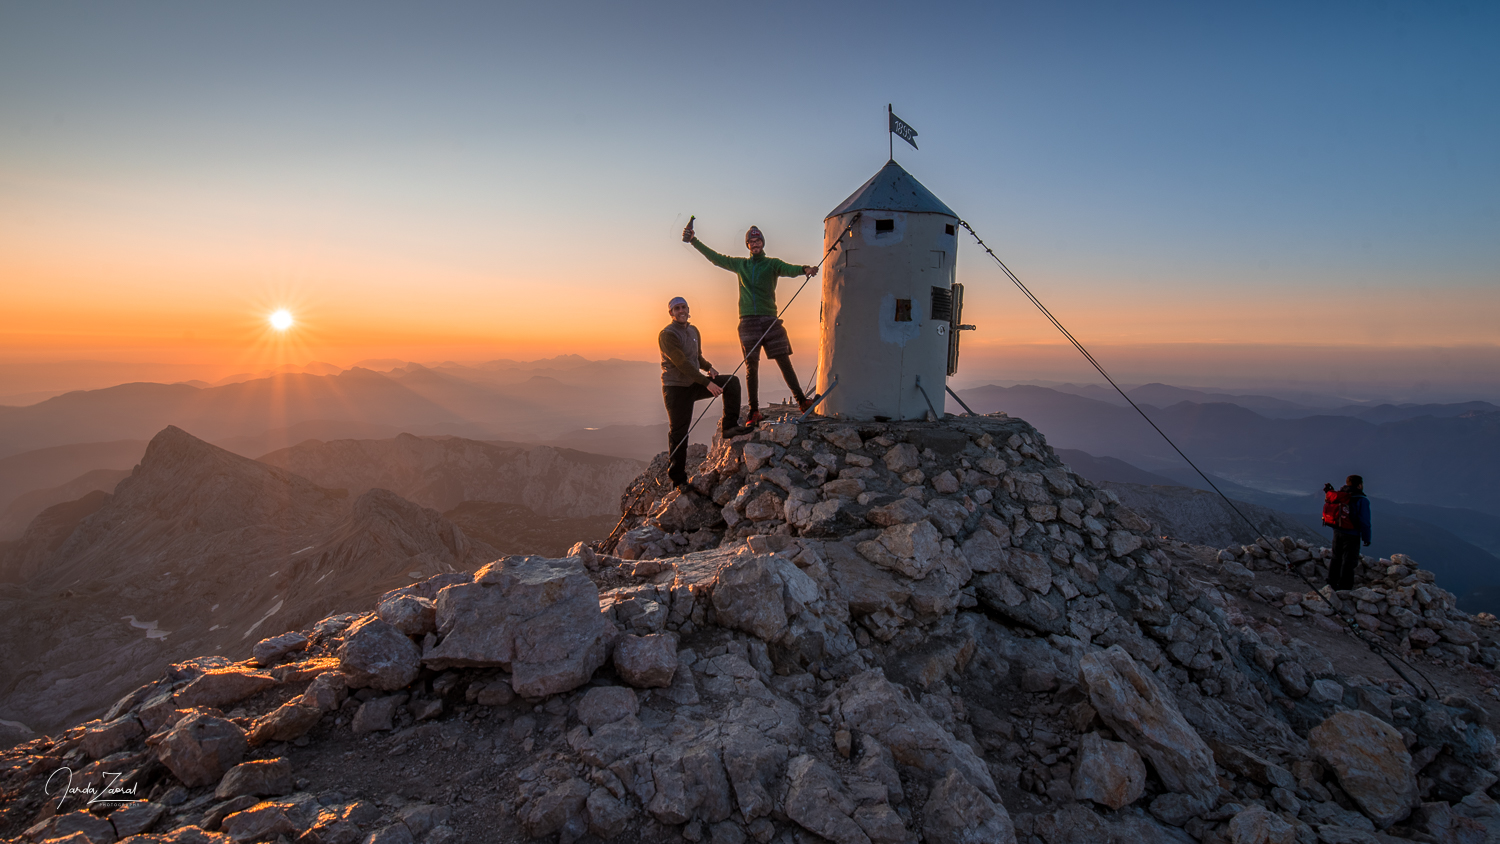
[815,161,971,421]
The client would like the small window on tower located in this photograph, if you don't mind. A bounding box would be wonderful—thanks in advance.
[875,219,895,233]
[894,299,912,322]
[945,224,955,235]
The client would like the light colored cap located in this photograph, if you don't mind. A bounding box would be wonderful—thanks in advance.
[668,296,688,308]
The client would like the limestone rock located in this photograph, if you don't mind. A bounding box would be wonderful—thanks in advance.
[338,616,421,691]
[423,556,613,698]
[1078,645,1217,800]
[250,631,310,667]
[81,714,143,759]
[857,520,941,579]
[577,686,638,728]
[352,695,404,733]
[613,633,678,688]
[1309,710,1418,827]
[865,498,929,527]
[1073,731,1147,810]
[1227,805,1296,844]
[521,776,591,839]
[711,555,789,641]
[221,803,298,842]
[174,668,278,709]
[784,755,869,844]
[829,671,996,798]
[377,594,437,637]
[108,801,166,838]
[923,769,1017,844]
[154,712,248,787]
[215,758,292,800]
[247,701,322,745]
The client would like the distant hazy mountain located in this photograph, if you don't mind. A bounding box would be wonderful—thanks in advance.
[0,439,148,510]
[0,369,484,458]
[441,501,618,558]
[955,384,1500,517]
[0,426,496,733]
[0,467,132,540]
[257,433,645,518]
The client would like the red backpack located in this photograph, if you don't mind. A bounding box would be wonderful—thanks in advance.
[1322,487,1357,531]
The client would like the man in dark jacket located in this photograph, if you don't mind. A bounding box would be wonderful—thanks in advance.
[660,296,748,490]
[1328,474,1372,591]
[683,221,818,424]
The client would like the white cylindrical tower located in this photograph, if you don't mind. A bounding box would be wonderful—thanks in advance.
[815,161,960,421]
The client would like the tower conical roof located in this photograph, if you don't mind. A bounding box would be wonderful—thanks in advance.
[825,160,956,220]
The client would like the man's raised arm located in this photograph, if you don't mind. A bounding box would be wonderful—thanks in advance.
[689,238,739,271]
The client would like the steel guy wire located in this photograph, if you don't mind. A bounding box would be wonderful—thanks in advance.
[957,218,1439,699]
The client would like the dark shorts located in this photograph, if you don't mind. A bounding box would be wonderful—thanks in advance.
[738,315,793,360]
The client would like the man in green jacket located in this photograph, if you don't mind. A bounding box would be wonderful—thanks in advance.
[683,221,818,424]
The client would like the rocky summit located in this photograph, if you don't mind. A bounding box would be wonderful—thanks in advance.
[5,413,1500,844]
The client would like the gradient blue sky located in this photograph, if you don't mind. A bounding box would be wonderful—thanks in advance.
[2,1,1497,395]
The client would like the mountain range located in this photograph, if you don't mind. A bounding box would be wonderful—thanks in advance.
[0,426,499,733]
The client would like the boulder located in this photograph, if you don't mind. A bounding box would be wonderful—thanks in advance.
[108,801,166,838]
[576,686,639,728]
[215,758,292,800]
[154,712,248,787]
[81,714,143,759]
[221,803,298,842]
[1072,731,1147,810]
[250,631,310,666]
[865,498,929,527]
[377,594,437,637]
[656,488,725,532]
[1227,805,1295,844]
[923,769,1017,844]
[173,669,278,709]
[711,555,789,641]
[828,671,996,799]
[882,443,920,473]
[522,777,591,839]
[1309,710,1418,827]
[1078,646,1217,800]
[784,755,869,844]
[351,695,404,733]
[338,616,421,691]
[613,633,678,688]
[857,520,941,579]
[423,556,614,698]
[247,701,322,745]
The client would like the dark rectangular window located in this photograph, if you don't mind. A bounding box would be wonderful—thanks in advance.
[875,219,894,232]
[930,287,953,322]
[945,224,955,235]
[894,299,912,321]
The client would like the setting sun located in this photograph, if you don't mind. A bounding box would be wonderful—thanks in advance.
[269,310,294,331]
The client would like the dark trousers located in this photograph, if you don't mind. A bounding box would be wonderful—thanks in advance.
[746,355,805,410]
[663,374,740,486]
[1328,531,1362,591]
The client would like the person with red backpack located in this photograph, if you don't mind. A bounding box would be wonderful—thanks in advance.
[1322,474,1372,591]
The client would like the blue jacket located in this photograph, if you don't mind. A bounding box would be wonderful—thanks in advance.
[1335,490,1372,544]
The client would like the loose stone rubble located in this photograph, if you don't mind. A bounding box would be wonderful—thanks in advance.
[5,412,1500,844]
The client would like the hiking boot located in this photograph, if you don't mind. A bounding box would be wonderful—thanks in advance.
[797,396,816,413]
[744,409,764,426]
[720,422,753,439]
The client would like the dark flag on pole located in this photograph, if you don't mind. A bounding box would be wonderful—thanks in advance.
[889,105,918,150]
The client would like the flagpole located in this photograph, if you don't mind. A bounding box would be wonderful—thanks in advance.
[888,103,893,162]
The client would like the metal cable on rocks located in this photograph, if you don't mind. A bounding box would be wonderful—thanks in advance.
[957,219,1440,700]
[605,212,865,547]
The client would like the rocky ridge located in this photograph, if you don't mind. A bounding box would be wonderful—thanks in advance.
[257,434,645,519]
[3,413,1500,844]
[0,426,497,735]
